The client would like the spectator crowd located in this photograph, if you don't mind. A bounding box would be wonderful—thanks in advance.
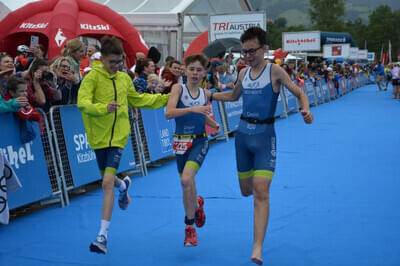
[1,38,398,132]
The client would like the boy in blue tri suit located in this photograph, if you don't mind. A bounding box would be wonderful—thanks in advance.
[165,54,220,247]
[212,27,314,265]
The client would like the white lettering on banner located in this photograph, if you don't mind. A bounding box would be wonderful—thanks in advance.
[228,110,242,117]
[20,22,48,29]
[76,150,96,163]
[0,143,34,169]
[160,128,171,149]
[73,133,96,164]
[326,37,346,43]
[212,22,262,32]
[80,24,110,31]
[74,133,90,151]
[225,97,243,109]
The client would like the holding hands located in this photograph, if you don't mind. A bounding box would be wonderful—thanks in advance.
[210,122,220,137]
[301,110,313,124]
[191,105,211,115]
[107,101,120,113]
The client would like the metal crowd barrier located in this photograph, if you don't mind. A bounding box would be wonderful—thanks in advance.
[3,72,368,210]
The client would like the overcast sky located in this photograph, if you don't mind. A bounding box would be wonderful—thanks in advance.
[1,0,39,11]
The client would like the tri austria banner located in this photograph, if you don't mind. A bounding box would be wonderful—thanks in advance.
[209,12,266,42]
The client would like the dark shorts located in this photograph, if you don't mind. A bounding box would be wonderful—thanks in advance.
[392,79,400,86]
[235,128,276,179]
[94,147,123,174]
[176,137,209,174]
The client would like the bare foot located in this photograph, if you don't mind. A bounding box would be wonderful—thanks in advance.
[251,256,263,265]
[251,247,263,265]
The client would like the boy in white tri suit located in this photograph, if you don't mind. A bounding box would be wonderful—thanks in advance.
[212,27,314,265]
[166,54,220,247]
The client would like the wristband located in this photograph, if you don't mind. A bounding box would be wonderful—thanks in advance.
[210,92,214,102]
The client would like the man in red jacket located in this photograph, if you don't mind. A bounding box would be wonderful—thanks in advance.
[161,60,182,94]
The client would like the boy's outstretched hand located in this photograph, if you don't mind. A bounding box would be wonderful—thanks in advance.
[107,101,120,113]
[210,123,220,137]
[301,110,313,124]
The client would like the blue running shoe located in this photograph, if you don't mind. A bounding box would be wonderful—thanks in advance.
[118,176,131,210]
[89,235,107,254]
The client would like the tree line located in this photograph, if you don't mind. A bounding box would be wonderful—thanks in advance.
[266,1,400,62]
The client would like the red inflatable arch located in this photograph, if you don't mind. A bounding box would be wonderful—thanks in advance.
[184,30,208,60]
[0,0,148,68]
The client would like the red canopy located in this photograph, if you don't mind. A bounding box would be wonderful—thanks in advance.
[0,0,148,67]
[184,30,209,59]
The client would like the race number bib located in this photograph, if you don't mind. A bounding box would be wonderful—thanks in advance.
[173,137,193,155]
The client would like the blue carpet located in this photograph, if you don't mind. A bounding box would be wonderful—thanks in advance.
[1,84,399,266]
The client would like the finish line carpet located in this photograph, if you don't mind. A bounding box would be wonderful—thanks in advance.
[1,84,399,266]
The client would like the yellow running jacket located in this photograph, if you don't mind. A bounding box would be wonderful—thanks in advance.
[78,65,169,150]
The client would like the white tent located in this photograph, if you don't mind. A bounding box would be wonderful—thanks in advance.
[92,0,252,61]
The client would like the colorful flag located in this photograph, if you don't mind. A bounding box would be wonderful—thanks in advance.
[380,44,384,63]
[388,40,392,64]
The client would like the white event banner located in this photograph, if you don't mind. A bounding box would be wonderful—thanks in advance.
[348,47,359,59]
[323,43,350,58]
[209,12,266,42]
[282,31,321,52]
[358,49,368,60]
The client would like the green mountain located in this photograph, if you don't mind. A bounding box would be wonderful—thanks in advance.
[249,0,400,26]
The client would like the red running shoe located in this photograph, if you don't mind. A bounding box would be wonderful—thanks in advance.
[184,226,198,247]
[195,196,206,227]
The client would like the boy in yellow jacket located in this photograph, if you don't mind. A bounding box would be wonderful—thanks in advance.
[78,36,169,254]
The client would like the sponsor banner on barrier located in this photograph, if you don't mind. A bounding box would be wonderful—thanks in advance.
[224,96,243,132]
[0,113,52,209]
[275,93,285,117]
[141,107,174,162]
[59,106,135,188]
[304,81,316,105]
[284,86,298,112]
[321,81,331,101]
[315,81,324,103]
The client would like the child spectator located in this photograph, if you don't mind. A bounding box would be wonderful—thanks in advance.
[0,53,16,93]
[0,77,28,113]
[147,74,172,94]
[3,76,40,121]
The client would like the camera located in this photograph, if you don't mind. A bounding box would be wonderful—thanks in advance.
[41,71,54,81]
